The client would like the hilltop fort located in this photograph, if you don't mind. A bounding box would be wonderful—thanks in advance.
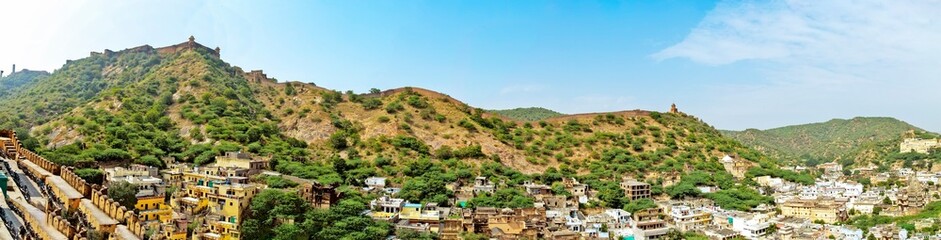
[90,36,221,59]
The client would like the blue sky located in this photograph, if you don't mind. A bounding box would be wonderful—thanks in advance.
[2,1,939,131]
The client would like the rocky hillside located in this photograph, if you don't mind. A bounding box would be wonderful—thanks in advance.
[721,117,925,166]
[0,39,798,199]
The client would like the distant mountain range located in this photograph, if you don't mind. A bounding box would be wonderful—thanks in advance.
[721,117,931,166]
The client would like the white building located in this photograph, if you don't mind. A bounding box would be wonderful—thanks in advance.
[832,225,863,240]
[730,213,771,239]
[365,177,386,189]
[604,209,632,229]
[915,172,940,184]
[800,186,819,199]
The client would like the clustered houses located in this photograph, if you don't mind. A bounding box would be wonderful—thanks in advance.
[900,137,941,154]
[350,156,941,239]
[366,175,786,240]
[157,152,270,240]
[104,164,173,224]
[11,115,941,240]
[764,159,940,226]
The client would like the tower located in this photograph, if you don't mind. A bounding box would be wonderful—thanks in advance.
[1,70,4,78]
[11,64,15,74]
[669,103,678,114]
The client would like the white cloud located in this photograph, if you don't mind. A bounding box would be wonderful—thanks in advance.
[654,0,941,131]
[654,0,941,66]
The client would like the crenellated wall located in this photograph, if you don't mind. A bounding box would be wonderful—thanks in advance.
[91,188,125,223]
[124,212,147,238]
[2,129,148,239]
[61,166,96,197]
[155,36,220,58]
[45,209,79,238]
[20,147,61,174]
[0,129,21,156]
[7,196,71,239]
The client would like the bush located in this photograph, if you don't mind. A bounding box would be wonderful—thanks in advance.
[385,101,404,113]
[468,188,535,208]
[266,176,299,189]
[406,95,429,108]
[135,155,164,167]
[329,131,349,150]
[74,168,104,185]
[458,119,477,132]
[361,98,382,110]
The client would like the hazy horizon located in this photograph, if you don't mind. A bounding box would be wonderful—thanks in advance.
[2,0,939,132]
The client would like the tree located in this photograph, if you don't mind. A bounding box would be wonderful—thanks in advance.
[369,88,381,94]
[623,198,656,213]
[266,176,299,189]
[74,168,104,185]
[397,229,435,240]
[242,190,311,238]
[284,83,296,96]
[329,131,349,150]
[398,176,452,205]
[361,98,382,110]
[551,182,571,196]
[108,181,139,209]
[468,189,534,208]
[666,182,700,199]
[272,224,305,240]
[460,232,488,240]
[135,155,163,167]
[597,182,625,209]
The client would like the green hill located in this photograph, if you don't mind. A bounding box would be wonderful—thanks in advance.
[489,107,563,121]
[0,39,806,238]
[0,69,50,98]
[721,117,925,165]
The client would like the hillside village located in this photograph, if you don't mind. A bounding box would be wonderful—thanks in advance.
[1,38,941,240]
[2,126,941,240]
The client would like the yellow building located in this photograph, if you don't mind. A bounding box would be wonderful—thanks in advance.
[177,169,261,240]
[780,199,847,223]
[399,203,442,232]
[214,152,267,174]
[670,205,712,231]
[136,195,173,223]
